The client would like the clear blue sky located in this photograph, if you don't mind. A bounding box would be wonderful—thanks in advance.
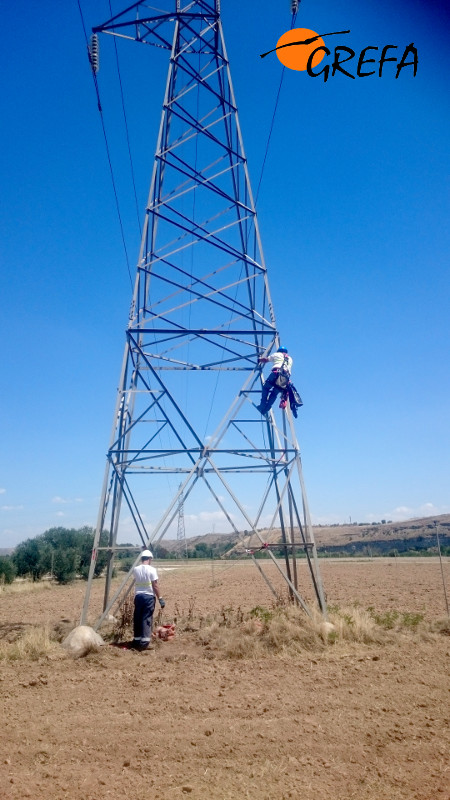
[1,0,449,547]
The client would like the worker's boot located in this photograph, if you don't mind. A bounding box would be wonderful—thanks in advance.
[138,640,154,651]
[257,386,271,415]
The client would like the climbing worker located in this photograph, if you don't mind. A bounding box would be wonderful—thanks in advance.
[256,346,293,415]
[132,549,165,650]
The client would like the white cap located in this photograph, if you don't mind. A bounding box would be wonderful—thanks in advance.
[141,549,153,559]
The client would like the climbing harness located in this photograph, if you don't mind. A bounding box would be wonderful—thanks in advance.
[275,354,291,389]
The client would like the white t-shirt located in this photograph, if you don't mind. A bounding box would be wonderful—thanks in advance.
[267,352,293,372]
[133,563,158,595]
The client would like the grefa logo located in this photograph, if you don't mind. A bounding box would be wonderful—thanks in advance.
[260,28,418,81]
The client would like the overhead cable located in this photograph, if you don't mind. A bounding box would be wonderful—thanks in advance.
[108,0,142,238]
[77,0,133,290]
[254,5,300,206]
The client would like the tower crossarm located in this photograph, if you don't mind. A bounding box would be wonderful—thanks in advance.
[93,2,220,48]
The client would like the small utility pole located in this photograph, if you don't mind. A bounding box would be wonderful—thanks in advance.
[177,484,187,559]
[435,521,449,617]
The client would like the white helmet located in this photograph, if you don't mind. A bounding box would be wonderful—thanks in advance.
[141,549,153,559]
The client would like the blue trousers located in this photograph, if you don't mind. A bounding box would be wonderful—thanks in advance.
[260,371,282,413]
[133,593,156,644]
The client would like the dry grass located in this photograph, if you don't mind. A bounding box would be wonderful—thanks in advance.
[429,616,450,636]
[0,625,59,662]
[112,593,134,640]
[191,602,445,659]
[328,605,390,644]
[0,579,52,596]
[196,605,328,659]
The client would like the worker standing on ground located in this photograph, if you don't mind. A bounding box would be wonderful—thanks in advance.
[256,346,293,415]
[132,549,165,650]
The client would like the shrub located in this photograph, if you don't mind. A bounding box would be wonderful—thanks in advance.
[0,555,16,584]
[52,547,79,584]
[13,538,49,580]
[249,605,273,624]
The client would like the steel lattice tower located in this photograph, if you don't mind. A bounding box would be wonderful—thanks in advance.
[81,0,326,625]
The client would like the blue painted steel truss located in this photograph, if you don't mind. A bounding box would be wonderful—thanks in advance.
[82,1,326,625]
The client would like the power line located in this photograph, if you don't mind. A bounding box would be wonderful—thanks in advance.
[254,7,299,207]
[108,0,143,239]
[77,0,133,291]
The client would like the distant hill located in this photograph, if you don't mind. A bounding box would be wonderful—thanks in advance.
[311,514,450,556]
[4,515,448,561]
[157,514,450,558]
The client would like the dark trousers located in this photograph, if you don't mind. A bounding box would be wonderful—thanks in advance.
[260,371,282,413]
[133,593,156,644]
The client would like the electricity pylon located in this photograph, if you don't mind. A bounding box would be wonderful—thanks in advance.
[81,0,326,626]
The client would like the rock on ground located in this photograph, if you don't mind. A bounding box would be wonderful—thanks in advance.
[61,625,104,658]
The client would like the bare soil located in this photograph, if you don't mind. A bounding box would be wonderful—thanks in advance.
[1,558,449,800]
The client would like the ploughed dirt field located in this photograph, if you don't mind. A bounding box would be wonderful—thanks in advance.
[1,558,449,800]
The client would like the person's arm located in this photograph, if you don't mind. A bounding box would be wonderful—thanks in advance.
[258,354,274,364]
[152,579,165,607]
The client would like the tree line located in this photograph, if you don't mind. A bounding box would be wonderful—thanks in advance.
[0,527,111,585]
[0,528,242,587]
